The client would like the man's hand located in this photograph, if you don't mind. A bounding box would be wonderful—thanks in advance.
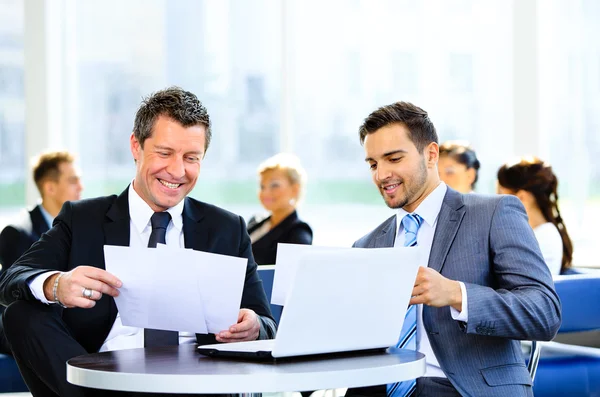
[410,266,463,312]
[43,266,122,309]
[215,309,261,343]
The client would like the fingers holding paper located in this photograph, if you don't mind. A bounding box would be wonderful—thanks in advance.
[43,265,122,309]
[216,308,261,343]
[409,266,463,311]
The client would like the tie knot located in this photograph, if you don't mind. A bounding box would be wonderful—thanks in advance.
[402,213,422,233]
[401,213,422,247]
[150,212,171,230]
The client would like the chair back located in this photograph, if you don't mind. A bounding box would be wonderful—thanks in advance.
[527,341,542,382]
[0,354,28,392]
[527,275,600,384]
[553,275,600,333]
[257,265,283,324]
[532,275,600,396]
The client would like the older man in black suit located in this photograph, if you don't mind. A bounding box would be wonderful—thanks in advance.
[0,87,276,397]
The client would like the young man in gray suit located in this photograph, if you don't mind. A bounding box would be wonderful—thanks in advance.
[346,102,561,397]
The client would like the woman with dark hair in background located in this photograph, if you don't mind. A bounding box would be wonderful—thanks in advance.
[497,156,573,275]
[438,140,481,193]
[248,153,312,265]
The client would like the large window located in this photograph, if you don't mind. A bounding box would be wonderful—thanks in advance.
[0,0,24,210]
[290,0,513,194]
[289,0,514,244]
[3,0,600,262]
[69,0,281,203]
[538,0,600,266]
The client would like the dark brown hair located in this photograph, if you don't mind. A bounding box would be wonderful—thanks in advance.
[358,101,438,152]
[32,151,75,195]
[439,141,481,188]
[497,157,573,272]
[133,86,211,151]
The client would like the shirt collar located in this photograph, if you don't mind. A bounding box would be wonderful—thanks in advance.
[38,204,54,229]
[128,181,185,235]
[396,182,447,234]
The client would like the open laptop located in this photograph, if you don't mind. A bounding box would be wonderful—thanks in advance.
[197,246,423,360]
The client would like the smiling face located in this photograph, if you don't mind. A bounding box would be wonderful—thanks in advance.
[364,123,439,212]
[130,115,205,212]
[258,169,299,214]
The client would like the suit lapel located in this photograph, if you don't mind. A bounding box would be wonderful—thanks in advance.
[103,188,131,255]
[247,214,269,233]
[428,188,465,273]
[183,197,207,250]
[100,187,131,337]
[254,211,299,248]
[375,216,397,248]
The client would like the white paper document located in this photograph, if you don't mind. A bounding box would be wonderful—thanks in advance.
[272,243,425,306]
[103,245,247,334]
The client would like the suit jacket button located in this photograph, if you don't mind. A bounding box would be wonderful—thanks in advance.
[12,290,21,298]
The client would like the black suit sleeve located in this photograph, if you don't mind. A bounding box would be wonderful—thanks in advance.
[236,215,277,340]
[0,226,32,272]
[0,204,73,306]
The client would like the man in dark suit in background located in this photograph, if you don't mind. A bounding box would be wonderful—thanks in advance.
[0,151,83,355]
[0,87,276,397]
[0,151,83,271]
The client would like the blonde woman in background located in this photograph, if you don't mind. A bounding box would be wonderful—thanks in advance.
[247,153,313,265]
[497,156,573,275]
[438,141,480,193]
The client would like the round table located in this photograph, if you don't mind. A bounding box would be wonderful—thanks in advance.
[67,345,426,394]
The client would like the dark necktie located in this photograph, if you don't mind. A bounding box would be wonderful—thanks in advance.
[144,211,179,347]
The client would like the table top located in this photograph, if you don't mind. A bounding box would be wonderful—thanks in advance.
[67,345,426,394]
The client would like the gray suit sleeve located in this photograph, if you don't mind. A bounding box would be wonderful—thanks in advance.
[463,196,561,341]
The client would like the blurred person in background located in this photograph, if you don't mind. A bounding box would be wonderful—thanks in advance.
[0,150,82,355]
[248,153,313,397]
[497,156,573,275]
[247,153,312,265]
[438,141,480,193]
[0,151,83,272]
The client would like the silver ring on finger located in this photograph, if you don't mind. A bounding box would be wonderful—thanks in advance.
[82,287,93,299]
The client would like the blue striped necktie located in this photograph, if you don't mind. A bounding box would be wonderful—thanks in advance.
[388,213,423,397]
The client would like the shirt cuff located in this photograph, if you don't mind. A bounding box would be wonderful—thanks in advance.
[450,281,468,322]
[28,271,61,304]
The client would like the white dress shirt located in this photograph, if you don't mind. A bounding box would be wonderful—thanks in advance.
[533,222,563,276]
[394,182,468,378]
[29,184,190,351]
